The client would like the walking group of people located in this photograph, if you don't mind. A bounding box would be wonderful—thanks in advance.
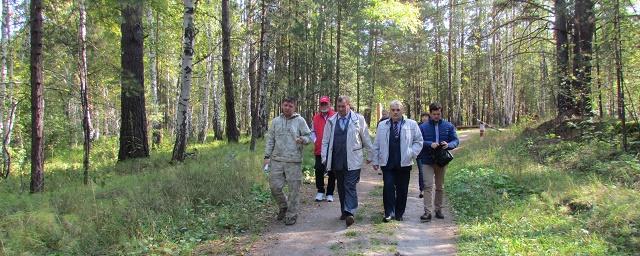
[263,95,459,227]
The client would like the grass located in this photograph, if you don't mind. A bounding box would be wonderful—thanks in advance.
[446,122,640,255]
[0,135,275,255]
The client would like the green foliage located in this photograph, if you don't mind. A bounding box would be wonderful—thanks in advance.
[447,129,640,255]
[0,138,274,255]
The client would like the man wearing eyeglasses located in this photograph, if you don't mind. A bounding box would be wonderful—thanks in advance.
[321,95,373,227]
[371,100,423,222]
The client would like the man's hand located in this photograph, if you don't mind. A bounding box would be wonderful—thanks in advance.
[263,159,270,166]
[295,137,304,144]
[440,141,448,148]
[431,142,439,149]
[373,165,379,170]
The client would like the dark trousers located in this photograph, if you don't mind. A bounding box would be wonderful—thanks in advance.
[314,155,336,195]
[417,159,425,192]
[335,169,361,216]
[381,166,411,218]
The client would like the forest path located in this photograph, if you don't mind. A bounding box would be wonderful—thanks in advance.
[248,130,475,256]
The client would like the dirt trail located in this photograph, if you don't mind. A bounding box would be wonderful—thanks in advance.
[249,130,475,256]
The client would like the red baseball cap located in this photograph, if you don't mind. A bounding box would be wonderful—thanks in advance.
[319,96,330,104]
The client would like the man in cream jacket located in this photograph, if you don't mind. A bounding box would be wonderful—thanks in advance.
[371,100,423,222]
[321,95,373,227]
[264,97,312,225]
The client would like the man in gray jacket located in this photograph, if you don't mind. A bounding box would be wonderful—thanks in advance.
[371,100,423,222]
[264,97,312,225]
[321,95,373,227]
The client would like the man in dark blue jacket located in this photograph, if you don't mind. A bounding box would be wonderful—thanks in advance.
[418,102,459,222]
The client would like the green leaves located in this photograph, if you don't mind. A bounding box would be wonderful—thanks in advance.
[364,0,421,33]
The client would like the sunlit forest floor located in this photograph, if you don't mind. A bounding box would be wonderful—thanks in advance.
[0,120,638,255]
[447,119,640,255]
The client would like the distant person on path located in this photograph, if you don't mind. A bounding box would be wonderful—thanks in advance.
[371,100,423,222]
[479,121,486,138]
[378,109,390,125]
[321,95,374,227]
[264,97,312,225]
[419,102,459,223]
[311,96,336,202]
[417,112,430,198]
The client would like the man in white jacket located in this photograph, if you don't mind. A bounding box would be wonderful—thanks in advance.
[372,100,423,222]
[321,95,373,227]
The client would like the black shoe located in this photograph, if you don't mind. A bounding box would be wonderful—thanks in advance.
[346,215,355,227]
[383,216,393,223]
[419,191,424,198]
[277,207,287,221]
[395,216,404,221]
[340,214,346,220]
[435,210,444,219]
[284,216,297,225]
[420,213,432,223]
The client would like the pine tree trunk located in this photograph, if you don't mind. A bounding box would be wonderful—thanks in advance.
[172,0,196,162]
[555,0,573,118]
[221,0,239,143]
[572,0,595,116]
[118,1,150,161]
[30,0,44,193]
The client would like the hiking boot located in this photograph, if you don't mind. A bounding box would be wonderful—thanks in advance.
[340,214,346,220]
[326,195,334,202]
[420,213,432,223]
[315,192,325,202]
[395,216,404,221]
[383,216,393,223]
[435,210,445,219]
[277,207,287,221]
[346,215,355,227]
[284,216,297,225]
[419,191,424,198]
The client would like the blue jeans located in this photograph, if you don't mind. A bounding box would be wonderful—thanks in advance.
[417,159,425,192]
[382,166,411,218]
[335,169,361,216]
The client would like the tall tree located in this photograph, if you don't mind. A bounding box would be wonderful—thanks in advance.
[172,0,196,162]
[554,0,572,118]
[1,0,12,178]
[30,0,44,193]
[78,0,93,184]
[118,1,150,161]
[221,0,239,142]
[571,0,595,116]
[250,0,274,151]
[613,0,627,150]
[205,0,223,141]
[147,8,161,147]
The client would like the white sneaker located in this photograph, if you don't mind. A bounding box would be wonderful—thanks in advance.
[326,195,334,202]
[315,192,325,202]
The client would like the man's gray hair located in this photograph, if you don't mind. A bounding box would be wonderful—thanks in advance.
[389,100,403,109]
[337,95,351,104]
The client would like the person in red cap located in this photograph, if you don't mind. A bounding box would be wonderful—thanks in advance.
[311,96,337,202]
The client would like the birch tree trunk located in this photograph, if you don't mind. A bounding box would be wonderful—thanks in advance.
[78,0,93,184]
[172,0,196,162]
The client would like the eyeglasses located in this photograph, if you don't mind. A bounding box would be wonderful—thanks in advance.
[390,109,401,112]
